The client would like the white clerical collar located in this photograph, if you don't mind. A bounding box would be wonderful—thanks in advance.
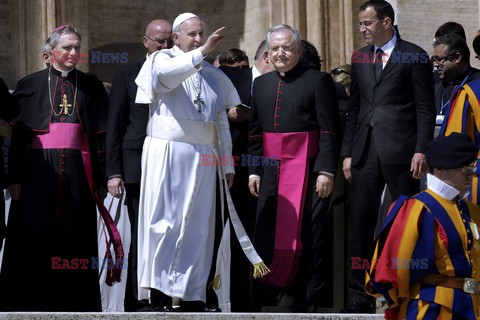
[426,173,461,200]
[53,65,74,77]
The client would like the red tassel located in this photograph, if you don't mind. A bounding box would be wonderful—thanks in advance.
[105,248,114,286]
[79,138,124,287]
[96,193,124,286]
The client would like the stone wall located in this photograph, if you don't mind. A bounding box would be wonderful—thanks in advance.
[397,0,480,68]
[0,1,12,88]
[87,0,250,82]
[1,0,480,90]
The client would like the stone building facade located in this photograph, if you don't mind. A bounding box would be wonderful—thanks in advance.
[1,0,480,312]
[2,0,479,89]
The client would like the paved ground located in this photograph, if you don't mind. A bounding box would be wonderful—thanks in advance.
[0,313,384,320]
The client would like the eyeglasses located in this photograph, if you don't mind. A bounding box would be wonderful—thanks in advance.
[331,67,350,76]
[268,45,297,53]
[462,165,477,174]
[144,35,172,47]
[431,54,455,64]
[356,18,385,30]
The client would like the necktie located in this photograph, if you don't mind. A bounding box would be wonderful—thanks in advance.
[374,48,384,80]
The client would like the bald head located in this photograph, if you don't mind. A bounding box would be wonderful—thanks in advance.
[145,20,171,37]
[254,40,275,74]
[143,19,172,54]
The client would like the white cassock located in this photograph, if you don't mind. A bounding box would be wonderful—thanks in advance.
[135,45,240,303]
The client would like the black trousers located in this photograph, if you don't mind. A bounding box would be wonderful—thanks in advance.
[228,164,257,311]
[347,130,419,307]
[123,183,143,311]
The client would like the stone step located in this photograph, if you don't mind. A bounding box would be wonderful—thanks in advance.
[0,313,384,320]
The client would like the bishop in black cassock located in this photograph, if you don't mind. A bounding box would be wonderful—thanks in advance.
[248,25,339,311]
[0,26,109,311]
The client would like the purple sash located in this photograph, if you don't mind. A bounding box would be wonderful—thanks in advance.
[31,123,124,285]
[261,130,319,287]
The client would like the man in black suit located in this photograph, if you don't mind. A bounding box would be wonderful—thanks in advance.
[341,0,435,313]
[106,19,172,312]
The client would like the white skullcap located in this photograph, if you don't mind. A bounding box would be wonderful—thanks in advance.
[173,13,199,31]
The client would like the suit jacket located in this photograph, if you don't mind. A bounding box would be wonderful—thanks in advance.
[341,38,435,166]
[106,58,149,184]
[218,66,253,156]
[219,66,252,105]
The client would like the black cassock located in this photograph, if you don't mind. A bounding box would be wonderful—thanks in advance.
[0,67,108,311]
[248,64,339,310]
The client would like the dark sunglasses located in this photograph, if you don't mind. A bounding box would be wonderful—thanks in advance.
[331,67,350,76]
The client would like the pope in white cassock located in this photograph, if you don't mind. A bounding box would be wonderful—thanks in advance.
[134,13,242,312]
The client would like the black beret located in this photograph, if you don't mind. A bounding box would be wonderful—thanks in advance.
[426,133,477,169]
[473,34,480,57]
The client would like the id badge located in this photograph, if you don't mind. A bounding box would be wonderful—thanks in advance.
[436,115,445,125]
[470,222,480,240]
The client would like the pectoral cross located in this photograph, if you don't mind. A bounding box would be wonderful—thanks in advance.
[59,93,72,115]
[193,94,205,114]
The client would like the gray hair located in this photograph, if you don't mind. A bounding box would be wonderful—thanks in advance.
[49,24,81,48]
[43,37,52,55]
[266,24,302,48]
[173,24,181,34]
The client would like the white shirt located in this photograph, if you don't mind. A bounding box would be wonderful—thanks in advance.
[374,34,398,69]
[251,65,262,83]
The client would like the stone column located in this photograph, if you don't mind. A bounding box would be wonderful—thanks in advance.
[242,0,354,72]
[304,0,355,72]
[10,0,89,84]
[265,0,306,31]
[11,0,54,82]
[53,0,89,72]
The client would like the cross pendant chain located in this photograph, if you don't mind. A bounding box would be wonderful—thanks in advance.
[59,93,72,115]
[193,94,205,114]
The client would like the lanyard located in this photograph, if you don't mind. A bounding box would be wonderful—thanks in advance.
[440,70,473,115]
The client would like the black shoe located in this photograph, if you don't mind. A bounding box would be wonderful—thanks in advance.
[150,289,173,312]
[125,300,152,312]
[204,305,222,312]
[153,305,176,312]
[135,299,153,312]
[179,300,214,312]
